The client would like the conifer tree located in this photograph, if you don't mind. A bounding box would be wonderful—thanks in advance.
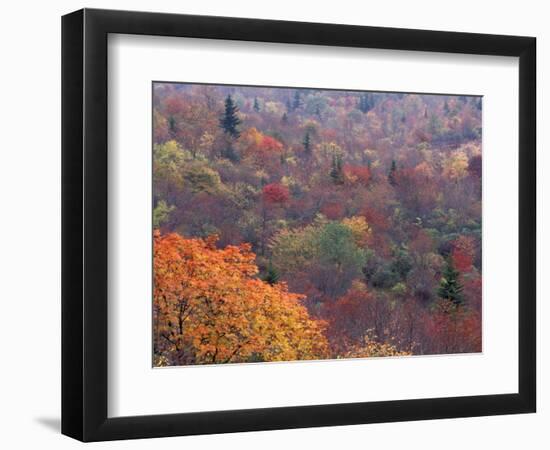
[281,112,288,124]
[220,95,242,139]
[253,97,260,112]
[168,116,177,134]
[358,93,375,113]
[302,131,311,156]
[438,259,464,307]
[388,159,398,186]
[262,263,280,285]
[330,154,344,184]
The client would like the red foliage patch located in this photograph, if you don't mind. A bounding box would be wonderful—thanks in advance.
[262,183,290,204]
[344,164,371,186]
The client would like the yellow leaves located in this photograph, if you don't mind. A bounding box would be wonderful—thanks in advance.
[241,127,264,147]
[341,216,371,247]
[443,150,469,180]
[341,335,411,359]
[153,231,328,366]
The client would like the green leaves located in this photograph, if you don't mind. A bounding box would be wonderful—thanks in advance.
[219,95,242,139]
[438,258,464,307]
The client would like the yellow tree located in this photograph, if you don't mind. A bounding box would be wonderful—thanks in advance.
[153,231,329,366]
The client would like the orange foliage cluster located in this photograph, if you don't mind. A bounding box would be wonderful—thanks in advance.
[153,231,328,366]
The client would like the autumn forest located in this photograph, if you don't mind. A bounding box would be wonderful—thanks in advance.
[152,82,482,367]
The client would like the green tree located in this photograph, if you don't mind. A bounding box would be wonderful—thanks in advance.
[220,95,242,138]
[262,263,280,285]
[168,115,177,134]
[153,200,175,228]
[314,222,368,297]
[153,140,186,201]
[438,259,464,307]
[253,97,261,112]
[302,131,312,156]
[330,154,344,184]
[183,163,222,193]
[281,112,288,124]
[358,93,375,113]
[316,223,366,270]
[388,159,398,186]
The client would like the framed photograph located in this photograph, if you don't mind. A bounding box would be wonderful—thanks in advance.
[62,8,536,442]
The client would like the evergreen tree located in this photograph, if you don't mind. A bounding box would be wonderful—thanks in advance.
[281,112,288,124]
[220,95,242,139]
[168,115,177,134]
[330,154,344,184]
[262,263,280,285]
[286,97,292,113]
[302,131,311,156]
[358,93,375,113]
[253,97,260,112]
[438,259,464,307]
[388,159,398,186]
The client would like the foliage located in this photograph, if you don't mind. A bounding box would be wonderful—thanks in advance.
[153,231,329,365]
[220,95,242,138]
[152,83,483,363]
[342,336,412,358]
[438,259,464,307]
[153,200,175,228]
[263,183,290,204]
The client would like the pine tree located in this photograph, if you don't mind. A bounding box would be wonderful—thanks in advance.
[286,97,292,113]
[358,93,375,113]
[302,131,311,156]
[281,112,288,124]
[388,159,398,186]
[330,154,344,184]
[438,259,464,307]
[262,263,280,285]
[168,115,177,134]
[253,97,260,112]
[220,95,242,139]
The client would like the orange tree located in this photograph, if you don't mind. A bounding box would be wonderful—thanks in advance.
[153,231,329,366]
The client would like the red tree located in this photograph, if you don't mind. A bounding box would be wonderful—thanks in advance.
[262,183,290,204]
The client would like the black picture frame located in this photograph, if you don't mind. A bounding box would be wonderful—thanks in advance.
[62,8,536,442]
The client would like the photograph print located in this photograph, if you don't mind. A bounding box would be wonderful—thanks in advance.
[152,82,482,367]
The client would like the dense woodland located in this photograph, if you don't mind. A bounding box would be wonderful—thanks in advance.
[152,83,482,366]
